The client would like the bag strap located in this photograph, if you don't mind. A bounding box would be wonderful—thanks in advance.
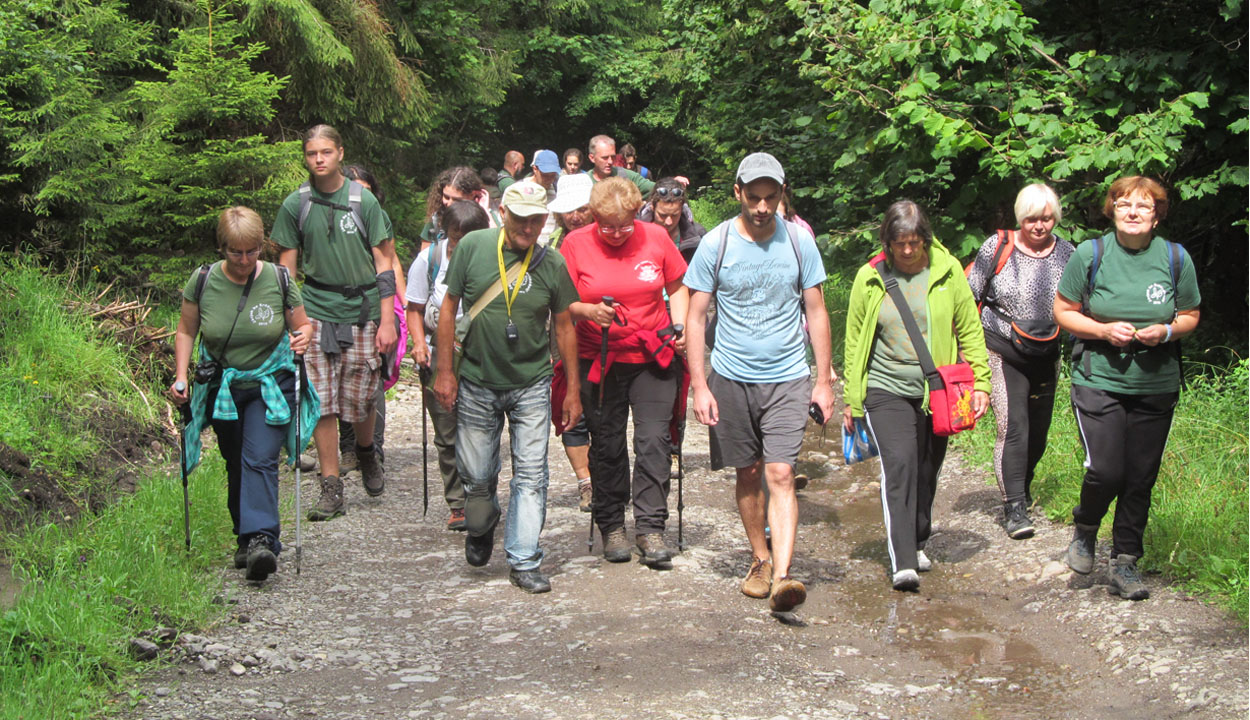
[874,261,943,391]
[467,263,524,323]
[296,180,372,258]
[975,229,1014,309]
[426,242,440,296]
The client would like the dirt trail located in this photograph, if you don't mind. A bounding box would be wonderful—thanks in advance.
[134,376,1247,719]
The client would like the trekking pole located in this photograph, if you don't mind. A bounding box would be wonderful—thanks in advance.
[419,365,431,518]
[587,296,617,553]
[292,345,305,575]
[672,323,686,552]
[174,382,192,554]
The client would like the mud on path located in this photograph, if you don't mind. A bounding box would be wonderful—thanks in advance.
[135,375,1247,720]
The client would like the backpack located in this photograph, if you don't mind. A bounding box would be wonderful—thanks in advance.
[193,262,292,311]
[296,180,371,257]
[1074,235,1187,384]
[964,229,1015,310]
[706,218,809,349]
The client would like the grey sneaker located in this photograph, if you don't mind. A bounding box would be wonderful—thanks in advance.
[1005,501,1035,539]
[892,569,920,591]
[1108,554,1150,600]
[916,550,932,572]
[1066,523,1099,574]
[307,475,345,521]
[603,528,632,563]
[634,533,673,569]
[357,445,385,497]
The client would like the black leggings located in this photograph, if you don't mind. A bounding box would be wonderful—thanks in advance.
[986,337,1059,504]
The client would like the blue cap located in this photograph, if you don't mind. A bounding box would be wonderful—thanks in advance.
[532,149,561,174]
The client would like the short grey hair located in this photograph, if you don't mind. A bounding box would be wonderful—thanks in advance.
[1014,183,1062,227]
[588,134,615,156]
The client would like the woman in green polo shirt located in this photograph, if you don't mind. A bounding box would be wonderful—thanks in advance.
[1054,176,1201,601]
[170,207,314,583]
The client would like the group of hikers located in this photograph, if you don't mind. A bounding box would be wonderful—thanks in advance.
[169,125,1200,612]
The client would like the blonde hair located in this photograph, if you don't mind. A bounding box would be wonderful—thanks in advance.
[589,177,642,222]
[302,124,342,149]
[217,206,265,253]
[1014,183,1062,226]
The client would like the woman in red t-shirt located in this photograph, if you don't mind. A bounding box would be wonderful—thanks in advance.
[561,178,688,569]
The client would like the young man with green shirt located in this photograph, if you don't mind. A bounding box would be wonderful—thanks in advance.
[273,125,398,521]
[432,181,582,594]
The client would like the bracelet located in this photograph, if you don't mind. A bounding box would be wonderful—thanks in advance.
[1164,324,1173,343]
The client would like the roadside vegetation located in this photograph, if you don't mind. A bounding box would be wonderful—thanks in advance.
[0,260,234,719]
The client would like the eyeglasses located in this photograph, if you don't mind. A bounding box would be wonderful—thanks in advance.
[1113,201,1155,215]
[598,222,635,238]
[654,187,685,199]
[225,248,261,259]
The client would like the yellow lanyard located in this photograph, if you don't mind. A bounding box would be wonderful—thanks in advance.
[496,227,534,320]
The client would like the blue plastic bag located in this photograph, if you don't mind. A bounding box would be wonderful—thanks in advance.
[842,418,879,465]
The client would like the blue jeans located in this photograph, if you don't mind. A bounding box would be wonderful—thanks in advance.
[207,374,294,553]
[455,377,552,571]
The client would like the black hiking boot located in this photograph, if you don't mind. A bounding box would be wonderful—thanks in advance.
[1066,522,1099,574]
[1004,501,1035,539]
[634,533,674,569]
[509,569,552,594]
[244,535,278,582]
[233,544,248,569]
[1108,554,1150,601]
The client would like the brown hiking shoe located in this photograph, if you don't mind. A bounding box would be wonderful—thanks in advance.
[357,445,385,497]
[603,527,631,563]
[577,480,593,513]
[307,475,345,521]
[741,557,772,598]
[769,576,807,612]
[447,508,466,531]
[634,533,673,569]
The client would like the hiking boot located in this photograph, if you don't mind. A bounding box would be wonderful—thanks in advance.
[447,508,466,532]
[1108,554,1150,601]
[509,569,552,594]
[338,450,358,473]
[741,557,773,599]
[1005,501,1035,539]
[769,576,807,612]
[670,453,681,480]
[892,569,920,592]
[634,533,673,569]
[233,545,248,570]
[244,535,278,582]
[916,550,932,572]
[603,528,632,563]
[298,453,317,472]
[577,480,593,513]
[465,523,496,567]
[1066,522,1099,574]
[307,475,345,521]
[794,474,809,492]
[357,445,385,497]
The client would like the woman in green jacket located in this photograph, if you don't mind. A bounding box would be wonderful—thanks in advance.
[842,200,991,591]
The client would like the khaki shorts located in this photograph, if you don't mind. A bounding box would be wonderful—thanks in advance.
[305,318,381,423]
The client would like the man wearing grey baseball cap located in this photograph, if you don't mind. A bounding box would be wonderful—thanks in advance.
[682,152,836,614]
[433,180,583,594]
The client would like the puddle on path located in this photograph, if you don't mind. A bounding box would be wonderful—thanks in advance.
[793,425,1070,705]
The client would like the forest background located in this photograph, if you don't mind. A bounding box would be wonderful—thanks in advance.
[2,0,1246,362]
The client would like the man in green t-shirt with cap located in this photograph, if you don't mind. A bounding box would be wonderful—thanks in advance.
[432,181,582,595]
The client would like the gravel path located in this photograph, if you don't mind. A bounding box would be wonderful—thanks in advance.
[133,373,1248,719]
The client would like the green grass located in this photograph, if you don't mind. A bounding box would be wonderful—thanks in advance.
[952,361,1249,621]
[1,457,233,719]
[0,259,158,481]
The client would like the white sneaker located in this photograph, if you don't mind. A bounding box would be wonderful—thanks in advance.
[916,550,932,572]
[892,569,920,591]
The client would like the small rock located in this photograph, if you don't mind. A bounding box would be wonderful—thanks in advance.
[154,687,172,697]
[198,657,219,674]
[230,662,247,676]
[129,638,160,661]
[242,655,261,667]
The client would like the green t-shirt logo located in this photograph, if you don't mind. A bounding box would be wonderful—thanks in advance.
[339,213,359,235]
[1145,282,1168,305]
[249,302,278,326]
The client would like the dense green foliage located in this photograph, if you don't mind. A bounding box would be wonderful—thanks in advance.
[953,363,1249,621]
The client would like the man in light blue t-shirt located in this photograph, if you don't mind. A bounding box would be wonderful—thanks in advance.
[684,152,836,614]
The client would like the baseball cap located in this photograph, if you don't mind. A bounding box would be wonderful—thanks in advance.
[547,173,592,213]
[532,149,561,174]
[736,152,785,185]
[501,181,549,217]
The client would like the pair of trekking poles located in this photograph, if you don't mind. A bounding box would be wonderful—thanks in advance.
[174,350,308,575]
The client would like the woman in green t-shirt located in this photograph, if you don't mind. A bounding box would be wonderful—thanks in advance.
[170,207,313,583]
[1054,176,1201,601]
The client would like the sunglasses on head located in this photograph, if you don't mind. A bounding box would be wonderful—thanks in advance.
[654,186,684,199]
